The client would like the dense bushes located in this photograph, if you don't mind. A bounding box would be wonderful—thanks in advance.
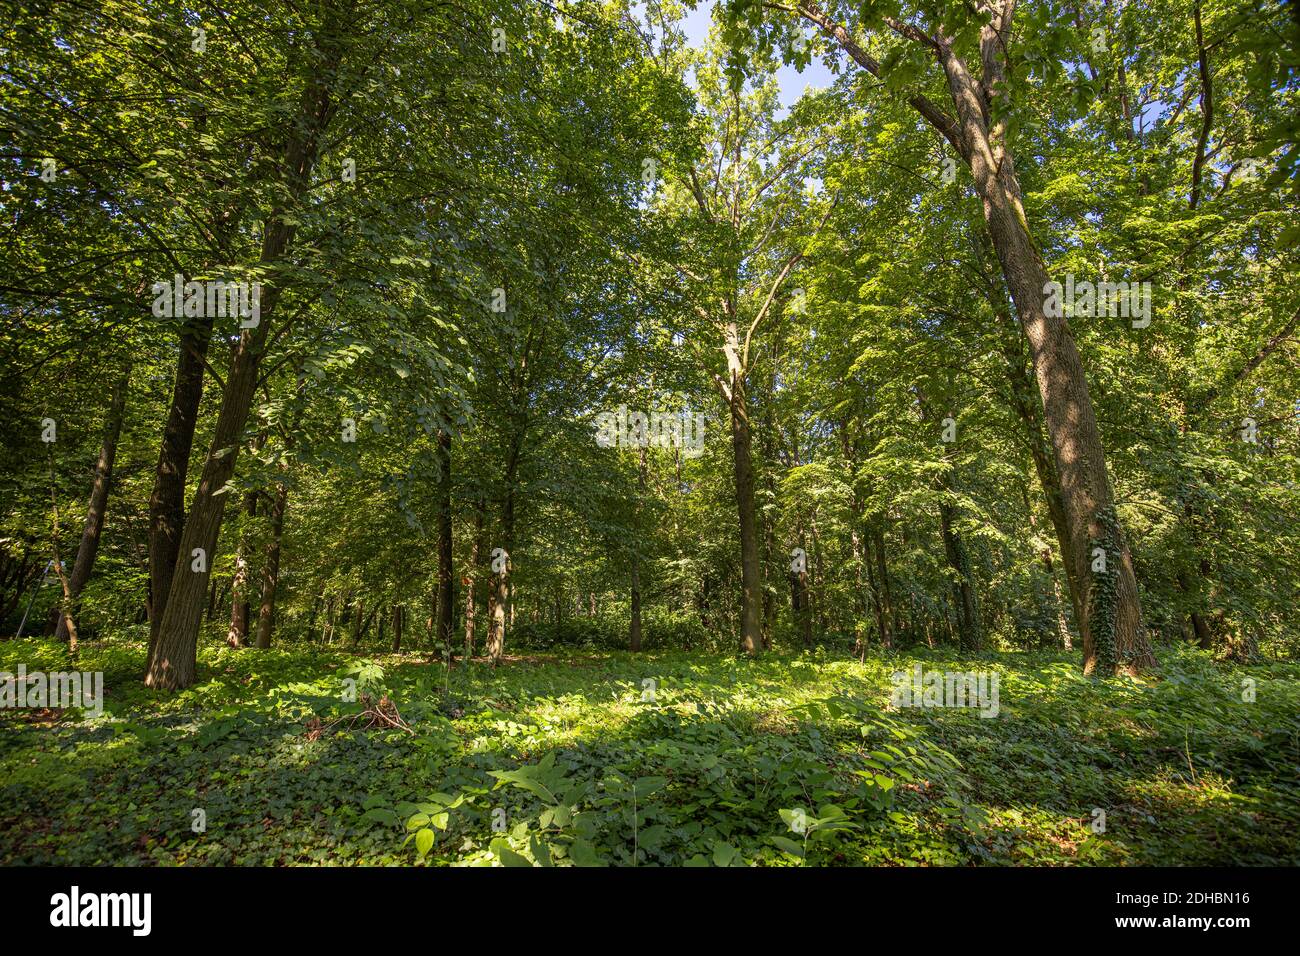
[510,609,719,653]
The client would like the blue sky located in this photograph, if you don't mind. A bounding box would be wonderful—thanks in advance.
[672,6,1169,132]
[673,1,838,115]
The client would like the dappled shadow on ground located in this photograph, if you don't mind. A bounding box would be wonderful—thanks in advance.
[2,640,1296,865]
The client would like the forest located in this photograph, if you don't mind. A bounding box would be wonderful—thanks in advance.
[1,0,1298,874]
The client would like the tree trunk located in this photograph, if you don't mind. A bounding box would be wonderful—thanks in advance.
[146,307,273,682]
[863,533,887,648]
[922,405,982,654]
[1225,622,1260,664]
[487,439,520,664]
[843,424,868,654]
[464,502,484,659]
[391,604,403,653]
[797,0,1153,677]
[630,446,646,651]
[1194,612,1213,650]
[993,293,1084,630]
[487,568,505,662]
[206,574,219,621]
[54,366,130,641]
[792,526,812,647]
[698,572,714,637]
[629,559,643,652]
[759,371,781,651]
[796,565,813,648]
[435,429,455,649]
[1052,570,1074,650]
[850,526,866,654]
[809,514,827,633]
[147,312,216,656]
[487,529,510,664]
[0,552,39,624]
[47,459,79,654]
[934,24,1154,676]
[939,499,981,652]
[350,599,366,648]
[727,360,763,655]
[254,482,287,649]
[426,580,437,643]
[144,44,340,689]
[1023,481,1073,650]
[872,524,894,648]
[226,488,258,648]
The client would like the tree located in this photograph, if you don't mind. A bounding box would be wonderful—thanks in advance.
[725,0,1159,673]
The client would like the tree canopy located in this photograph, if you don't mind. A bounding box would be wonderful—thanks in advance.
[1,0,1297,876]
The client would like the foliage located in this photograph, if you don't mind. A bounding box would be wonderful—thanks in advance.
[2,639,1296,866]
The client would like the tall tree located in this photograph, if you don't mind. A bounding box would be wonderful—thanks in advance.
[52,365,130,641]
[730,0,1157,673]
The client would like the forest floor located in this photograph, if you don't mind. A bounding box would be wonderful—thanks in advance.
[2,637,1297,866]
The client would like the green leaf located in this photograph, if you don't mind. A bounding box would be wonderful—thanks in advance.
[491,838,533,867]
[568,838,602,867]
[359,807,399,827]
[768,836,805,858]
[633,776,668,799]
[529,834,554,867]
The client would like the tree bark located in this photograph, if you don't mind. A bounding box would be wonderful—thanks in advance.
[435,429,455,648]
[319,598,329,644]
[1189,1,1214,210]
[629,557,643,652]
[0,551,39,624]
[254,482,287,649]
[487,436,520,664]
[464,502,484,659]
[987,268,1084,630]
[872,524,894,648]
[727,351,764,655]
[350,599,366,648]
[938,499,981,652]
[797,0,1153,677]
[808,514,823,631]
[863,532,886,648]
[629,447,646,651]
[47,455,79,654]
[487,540,510,664]
[147,312,216,655]
[792,525,812,647]
[934,22,1153,675]
[226,486,258,649]
[206,574,219,622]
[842,424,869,654]
[144,32,341,689]
[760,365,782,651]
[487,564,506,662]
[54,366,130,641]
[1023,482,1073,649]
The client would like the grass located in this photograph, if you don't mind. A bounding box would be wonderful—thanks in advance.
[1,636,1297,866]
